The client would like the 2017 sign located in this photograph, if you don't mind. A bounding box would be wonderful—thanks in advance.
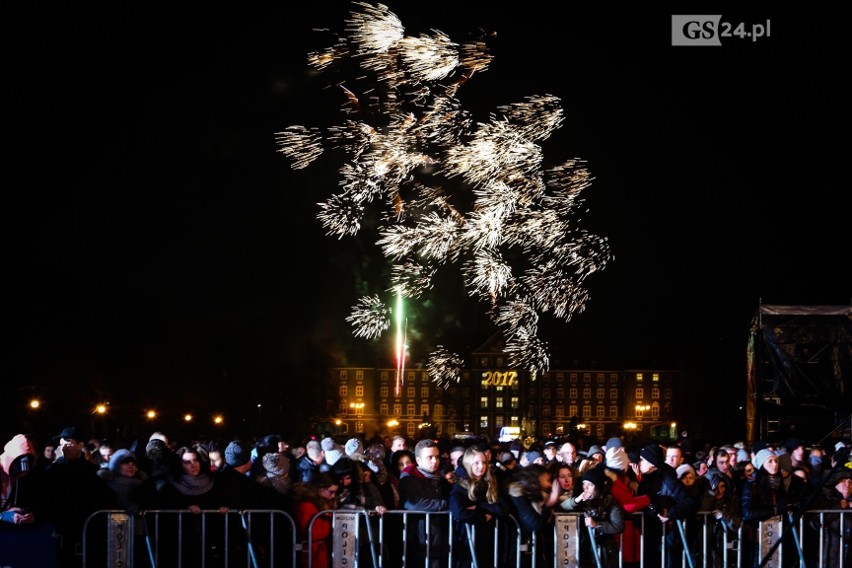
[481,371,518,386]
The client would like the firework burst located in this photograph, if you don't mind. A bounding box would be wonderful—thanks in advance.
[276,1,612,384]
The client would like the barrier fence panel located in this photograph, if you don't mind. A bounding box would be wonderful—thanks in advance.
[306,510,522,568]
[81,507,851,568]
[82,509,297,568]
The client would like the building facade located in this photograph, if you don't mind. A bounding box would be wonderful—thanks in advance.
[323,336,685,443]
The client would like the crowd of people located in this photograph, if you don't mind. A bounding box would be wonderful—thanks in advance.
[1,425,850,567]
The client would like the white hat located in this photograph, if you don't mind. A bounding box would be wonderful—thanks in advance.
[836,441,847,452]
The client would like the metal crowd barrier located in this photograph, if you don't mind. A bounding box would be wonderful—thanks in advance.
[306,509,522,568]
[82,507,850,568]
[82,509,297,567]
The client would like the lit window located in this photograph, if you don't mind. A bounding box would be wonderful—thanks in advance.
[636,373,643,382]
[339,386,348,397]
[380,403,388,415]
[556,373,564,381]
[434,404,443,416]
[480,415,489,428]
[421,387,429,398]
[652,373,660,382]
[356,370,364,380]
[570,373,578,382]
[407,387,415,398]
[556,405,564,418]
[339,401,347,413]
[583,388,591,400]
[407,404,415,415]
[496,398,504,408]
[393,404,402,415]
[407,422,415,436]
[636,388,644,399]
[510,396,519,408]
[610,373,618,382]
[596,405,605,418]
[340,370,348,379]
[609,405,618,419]
[356,421,363,433]
[596,388,605,400]
[495,415,504,427]
[582,405,591,418]
[569,405,578,417]
[380,371,388,381]
[610,388,618,399]
[480,396,489,408]
[651,404,660,419]
[596,373,604,383]
[583,373,591,383]
[420,404,429,416]
[569,388,578,399]
[556,387,564,399]
[380,386,388,398]
[651,387,660,399]
[355,386,364,397]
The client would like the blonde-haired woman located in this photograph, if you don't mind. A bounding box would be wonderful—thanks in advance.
[449,445,510,567]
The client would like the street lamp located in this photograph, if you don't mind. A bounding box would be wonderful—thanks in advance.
[349,402,365,414]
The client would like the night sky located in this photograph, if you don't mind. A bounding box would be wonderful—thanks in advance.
[5,3,848,440]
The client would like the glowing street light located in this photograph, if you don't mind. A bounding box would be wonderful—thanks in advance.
[213,415,224,425]
[29,399,40,410]
[349,402,365,414]
[146,410,157,420]
[94,403,108,415]
[184,414,193,423]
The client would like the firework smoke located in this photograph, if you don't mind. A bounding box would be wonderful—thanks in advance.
[276,1,612,387]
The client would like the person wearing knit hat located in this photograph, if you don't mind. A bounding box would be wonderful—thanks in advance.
[637,443,698,567]
[559,463,625,565]
[741,445,804,566]
[603,446,649,567]
[581,465,608,490]
[752,448,775,472]
[639,443,664,469]
[605,436,623,451]
[225,440,251,468]
[345,437,365,458]
[296,439,325,483]
[676,463,696,480]
[604,446,629,473]
[523,450,544,466]
[321,437,344,467]
[96,448,149,514]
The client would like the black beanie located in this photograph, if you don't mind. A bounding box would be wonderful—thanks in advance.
[640,444,663,468]
[581,465,608,489]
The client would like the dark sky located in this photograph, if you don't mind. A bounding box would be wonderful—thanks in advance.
[5,3,848,436]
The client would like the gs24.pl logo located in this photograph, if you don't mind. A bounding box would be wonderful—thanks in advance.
[672,15,771,46]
